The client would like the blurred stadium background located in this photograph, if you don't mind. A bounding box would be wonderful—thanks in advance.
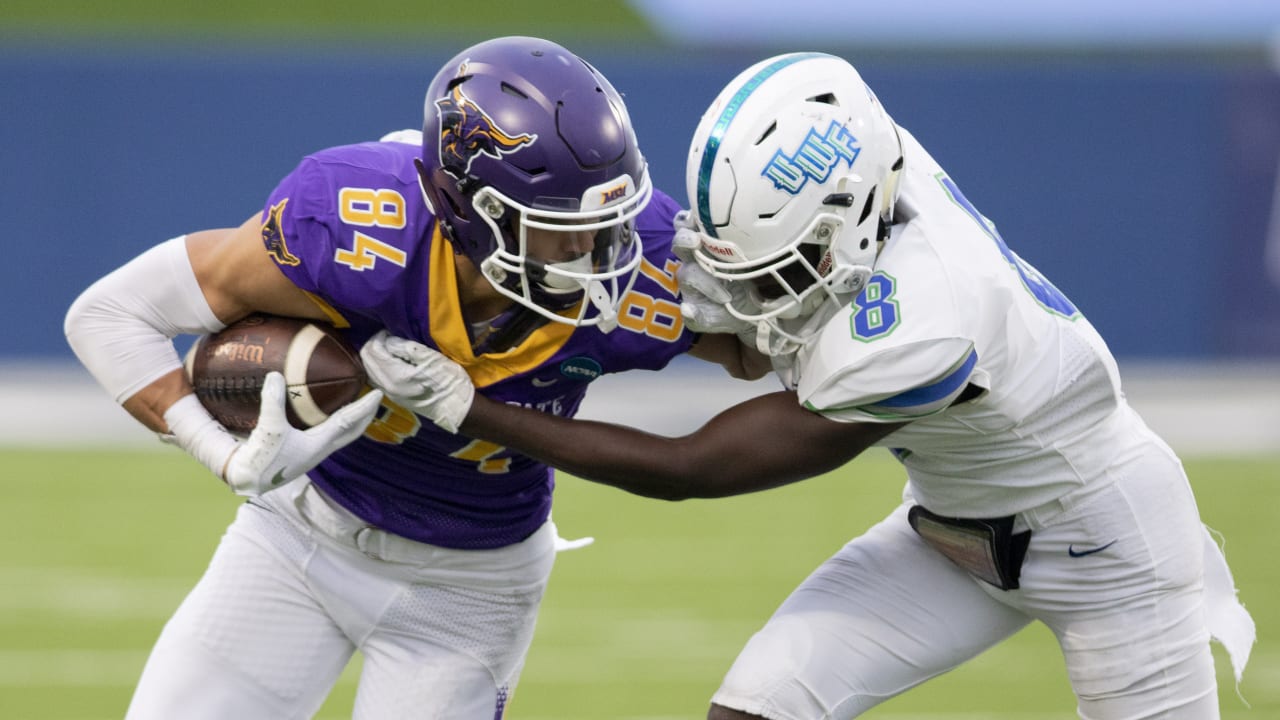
[2,2,1278,718]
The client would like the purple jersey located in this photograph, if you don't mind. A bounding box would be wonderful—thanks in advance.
[261,140,694,549]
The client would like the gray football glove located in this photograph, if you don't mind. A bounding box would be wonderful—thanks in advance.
[360,330,475,434]
[671,212,760,342]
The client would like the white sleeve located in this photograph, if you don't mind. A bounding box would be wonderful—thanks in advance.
[798,337,978,422]
[64,237,227,403]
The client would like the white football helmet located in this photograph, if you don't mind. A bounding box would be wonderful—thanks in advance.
[686,52,903,353]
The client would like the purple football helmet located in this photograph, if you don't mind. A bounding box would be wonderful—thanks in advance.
[417,36,651,329]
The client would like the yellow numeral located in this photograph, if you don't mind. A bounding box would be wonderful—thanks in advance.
[615,257,683,341]
[339,187,406,228]
[334,187,409,272]
[335,232,407,271]
[617,292,682,341]
[640,256,680,296]
[364,401,511,475]
[452,439,512,474]
[364,398,421,444]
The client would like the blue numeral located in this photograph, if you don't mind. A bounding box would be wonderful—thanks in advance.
[851,273,900,341]
[936,173,1079,319]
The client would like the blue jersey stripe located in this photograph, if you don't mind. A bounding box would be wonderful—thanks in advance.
[694,52,828,238]
[874,349,978,409]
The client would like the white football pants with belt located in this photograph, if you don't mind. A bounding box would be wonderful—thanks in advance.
[125,479,556,720]
[712,442,1253,719]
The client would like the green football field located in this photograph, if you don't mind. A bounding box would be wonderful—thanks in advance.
[0,447,1272,719]
[4,2,1272,716]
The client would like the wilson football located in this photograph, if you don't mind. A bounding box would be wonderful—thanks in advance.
[184,314,367,433]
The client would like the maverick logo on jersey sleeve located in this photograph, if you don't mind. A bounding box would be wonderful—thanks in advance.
[262,199,301,266]
[762,120,861,195]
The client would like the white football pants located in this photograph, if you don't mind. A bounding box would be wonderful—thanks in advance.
[125,479,556,720]
[712,445,1252,719]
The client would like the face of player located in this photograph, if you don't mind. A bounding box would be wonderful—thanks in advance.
[523,222,596,265]
[745,243,825,303]
[518,218,613,295]
[505,211,638,299]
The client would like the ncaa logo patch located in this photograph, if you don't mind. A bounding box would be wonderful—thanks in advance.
[559,356,602,381]
[761,120,860,195]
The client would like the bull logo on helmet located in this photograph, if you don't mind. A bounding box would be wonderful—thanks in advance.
[435,61,537,177]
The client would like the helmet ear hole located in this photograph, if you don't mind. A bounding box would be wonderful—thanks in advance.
[443,191,466,218]
[500,82,528,99]
[755,122,778,145]
[857,190,876,224]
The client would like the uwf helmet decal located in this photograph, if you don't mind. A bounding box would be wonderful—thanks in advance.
[434,60,537,177]
[762,119,861,195]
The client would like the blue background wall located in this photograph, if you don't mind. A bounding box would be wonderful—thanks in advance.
[4,43,1279,360]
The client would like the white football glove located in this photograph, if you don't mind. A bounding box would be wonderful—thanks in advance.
[360,330,475,434]
[225,372,383,495]
[163,372,383,497]
[379,128,423,145]
[671,211,760,343]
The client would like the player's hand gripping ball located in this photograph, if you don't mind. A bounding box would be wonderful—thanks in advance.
[184,314,368,433]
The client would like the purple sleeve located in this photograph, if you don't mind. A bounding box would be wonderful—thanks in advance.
[259,143,429,318]
[262,156,344,297]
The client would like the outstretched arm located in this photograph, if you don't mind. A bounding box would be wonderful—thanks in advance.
[361,333,905,500]
[460,390,905,500]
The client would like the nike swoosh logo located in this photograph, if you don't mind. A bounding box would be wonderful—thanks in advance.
[1068,540,1117,558]
[270,470,288,487]
[531,377,559,387]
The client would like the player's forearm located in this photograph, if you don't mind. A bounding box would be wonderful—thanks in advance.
[120,369,195,433]
[461,391,838,501]
[461,395,722,500]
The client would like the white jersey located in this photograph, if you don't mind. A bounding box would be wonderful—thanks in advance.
[794,128,1162,518]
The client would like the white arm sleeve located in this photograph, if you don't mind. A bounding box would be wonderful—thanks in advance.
[64,236,227,403]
